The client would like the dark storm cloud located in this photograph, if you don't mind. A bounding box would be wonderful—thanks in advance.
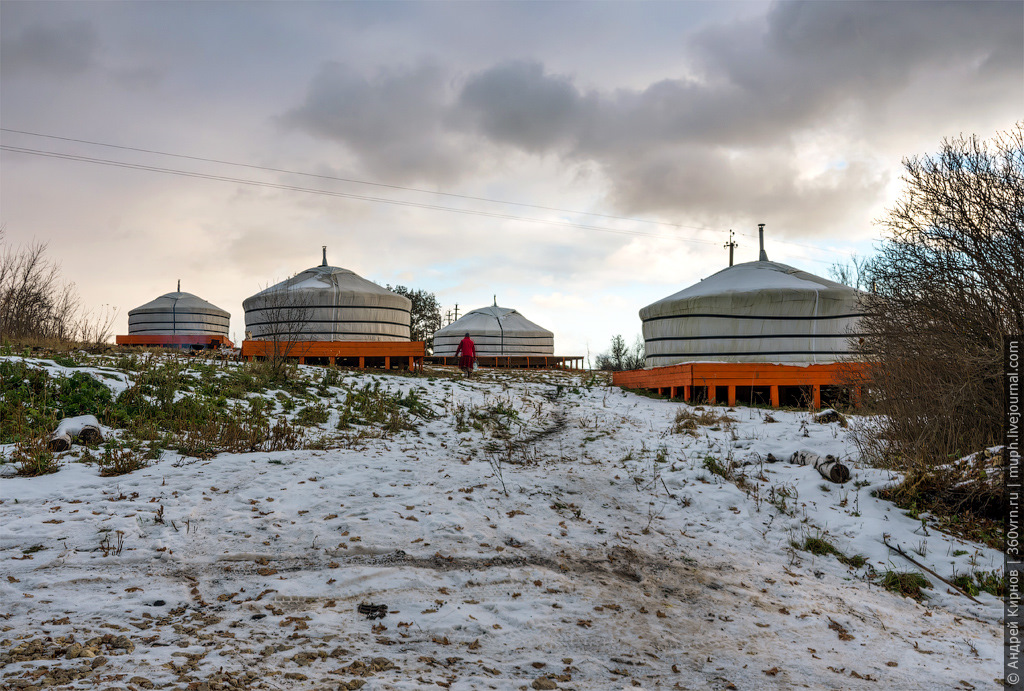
[281,61,470,183]
[458,61,582,152]
[1,18,98,78]
[282,1,1019,235]
[453,2,1019,224]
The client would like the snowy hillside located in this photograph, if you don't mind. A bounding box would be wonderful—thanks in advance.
[0,355,1004,689]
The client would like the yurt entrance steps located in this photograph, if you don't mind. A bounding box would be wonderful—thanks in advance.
[427,355,584,370]
[116,334,233,349]
[612,362,869,410]
[241,340,425,371]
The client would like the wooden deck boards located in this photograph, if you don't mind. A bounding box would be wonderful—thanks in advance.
[116,334,233,349]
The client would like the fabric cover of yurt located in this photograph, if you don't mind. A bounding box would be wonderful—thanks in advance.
[640,261,865,367]
[433,305,554,356]
[128,292,230,336]
[243,265,411,342]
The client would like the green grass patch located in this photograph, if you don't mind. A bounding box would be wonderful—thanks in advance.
[792,533,867,569]
[702,456,732,480]
[802,536,842,557]
[880,570,931,599]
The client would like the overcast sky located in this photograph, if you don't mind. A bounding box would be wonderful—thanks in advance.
[2,1,1021,356]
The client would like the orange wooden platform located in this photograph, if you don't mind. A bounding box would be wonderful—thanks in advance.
[241,340,425,371]
[116,334,233,349]
[612,361,869,409]
[427,355,584,370]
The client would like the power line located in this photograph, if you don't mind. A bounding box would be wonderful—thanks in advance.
[1,144,725,245]
[1,127,719,233]
[1,129,855,262]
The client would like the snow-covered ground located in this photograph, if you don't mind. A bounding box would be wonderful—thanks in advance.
[0,358,1004,689]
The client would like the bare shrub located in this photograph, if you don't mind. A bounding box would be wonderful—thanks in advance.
[98,443,149,476]
[0,228,118,346]
[860,124,1023,472]
[10,435,59,476]
[246,281,315,380]
[0,230,79,343]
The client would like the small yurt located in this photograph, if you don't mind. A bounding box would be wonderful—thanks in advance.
[243,249,411,342]
[127,284,230,338]
[433,304,554,357]
[640,235,865,368]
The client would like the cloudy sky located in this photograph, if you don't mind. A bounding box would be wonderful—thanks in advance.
[2,1,1021,356]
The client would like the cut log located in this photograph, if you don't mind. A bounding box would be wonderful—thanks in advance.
[47,415,103,451]
[812,408,848,427]
[48,432,72,452]
[790,450,850,484]
[752,451,851,483]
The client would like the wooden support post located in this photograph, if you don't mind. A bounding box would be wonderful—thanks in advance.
[852,385,863,408]
[684,385,691,402]
[727,386,736,407]
[329,356,335,366]
[358,356,365,369]
[812,384,821,410]
[408,356,414,371]
[770,385,780,407]
[298,356,305,364]
[670,386,678,399]
[708,386,716,404]
[384,356,390,370]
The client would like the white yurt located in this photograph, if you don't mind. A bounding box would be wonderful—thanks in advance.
[433,304,554,357]
[243,249,411,342]
[127,284,230,337]
[640,230,865,368]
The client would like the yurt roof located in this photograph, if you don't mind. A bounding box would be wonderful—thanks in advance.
[129,291,229,317]
[244,264,407,304]
[641,260,860,318]
[435,305,553,336]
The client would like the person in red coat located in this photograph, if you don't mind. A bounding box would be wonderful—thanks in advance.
[455,332,476,375]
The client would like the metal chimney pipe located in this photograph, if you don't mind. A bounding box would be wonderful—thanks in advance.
[758,223,769,261]
[322,245,327,267]
[177,279,180,292]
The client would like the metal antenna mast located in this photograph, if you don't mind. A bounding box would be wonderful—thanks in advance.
[724,230,737,266]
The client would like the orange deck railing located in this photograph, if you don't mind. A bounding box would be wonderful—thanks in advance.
[612,361,870,409]
[427,355,584,370]
[241,340,425,371]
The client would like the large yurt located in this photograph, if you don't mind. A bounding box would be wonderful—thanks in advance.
[243,250,411,342]
[127,285,230,338]
[640,238,865,368]
[433,304,554,357]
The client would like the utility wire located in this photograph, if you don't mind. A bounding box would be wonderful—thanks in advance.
[1,127,719,233]
[1,129,852,262]
[1,144,725,245]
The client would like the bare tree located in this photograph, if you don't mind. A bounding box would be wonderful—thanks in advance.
[0,229,81,344]
[248,283,316,378]
[859,123,1023,473]
[828,253,877,292]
